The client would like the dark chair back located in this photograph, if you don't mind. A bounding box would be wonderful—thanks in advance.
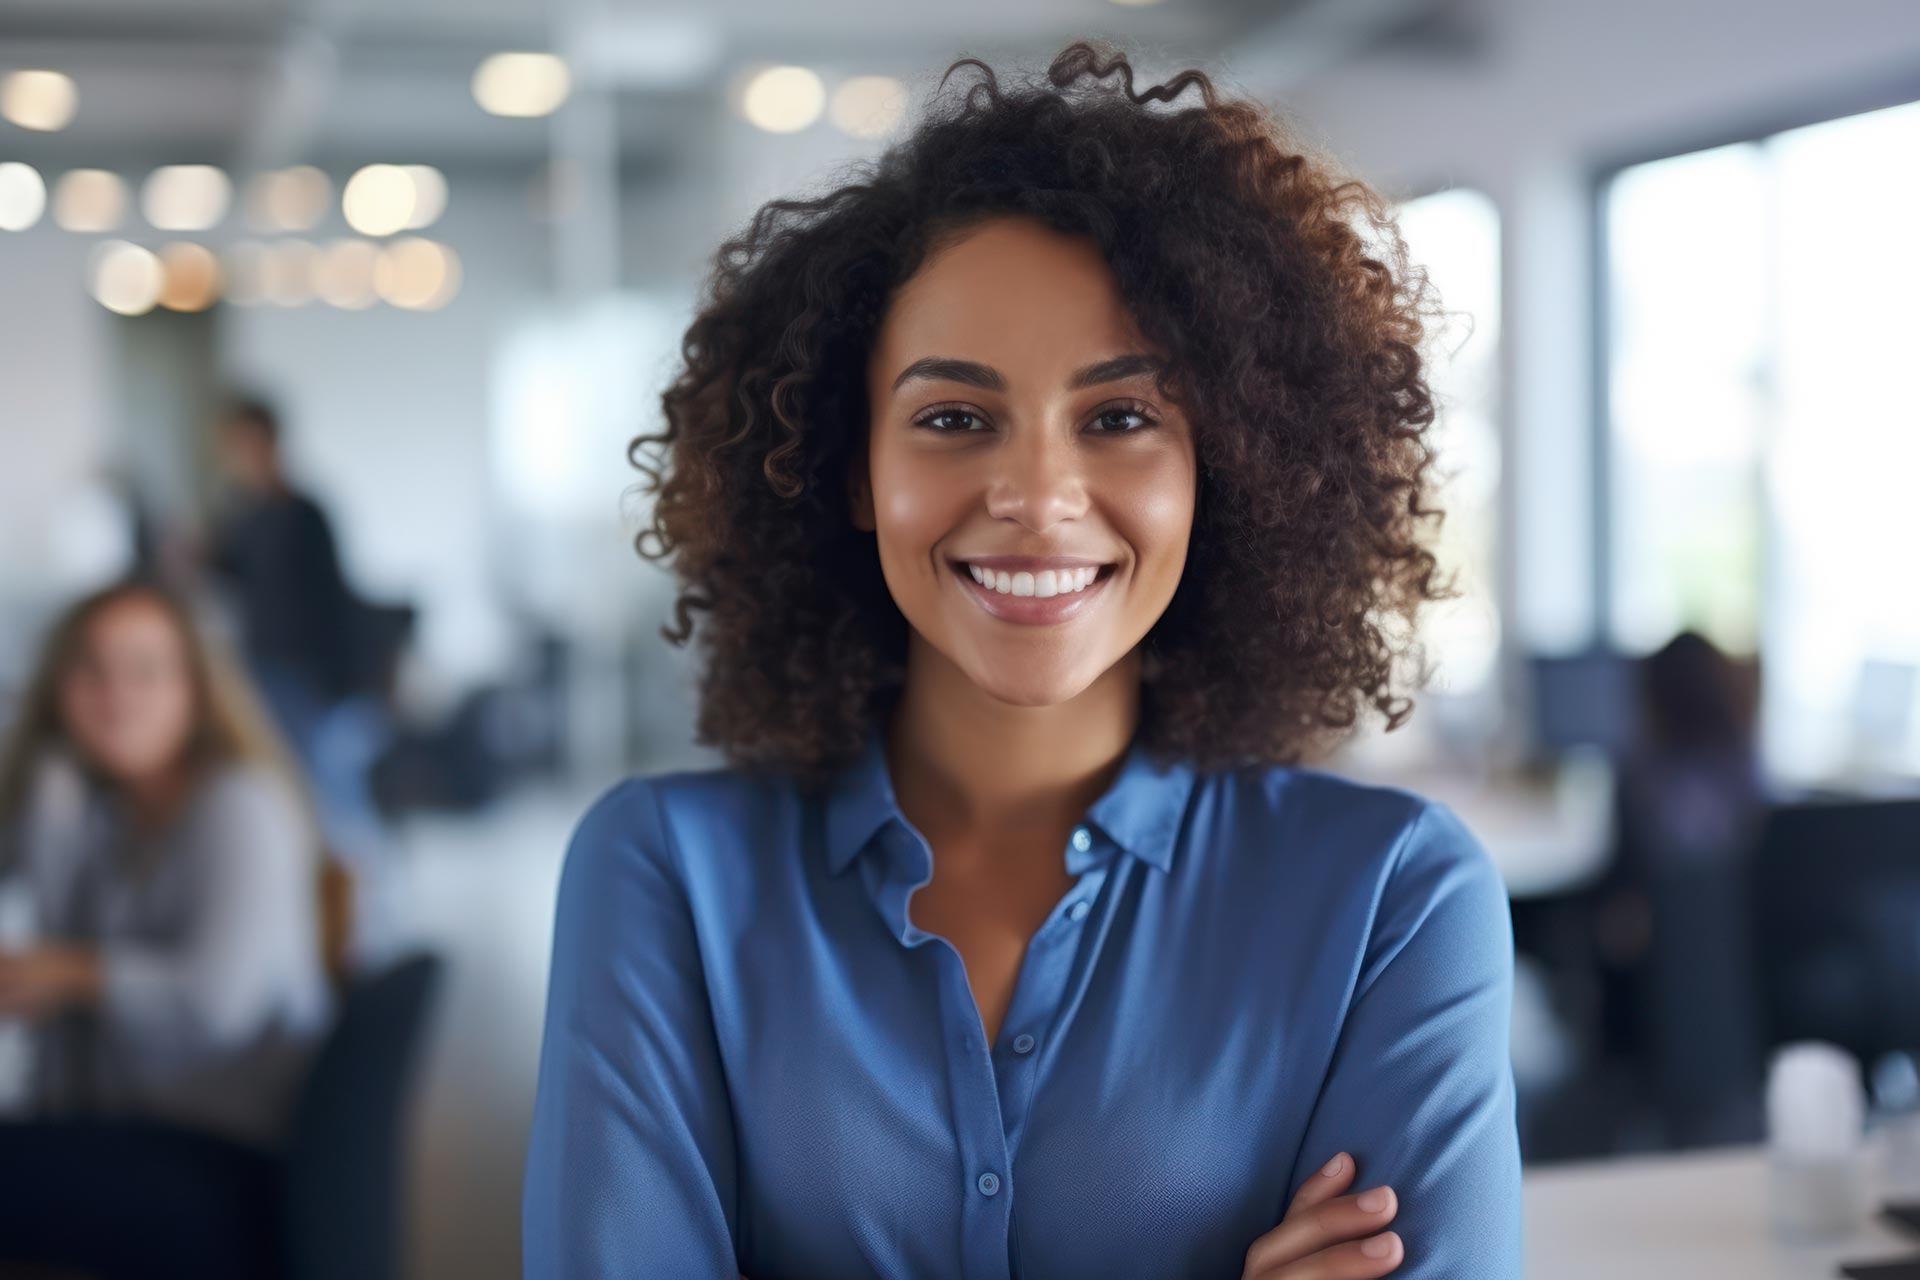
[1752,798,1920,1064]
[281,952,444,1280]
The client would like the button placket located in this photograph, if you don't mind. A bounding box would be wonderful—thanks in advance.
[991,854,1115,1178]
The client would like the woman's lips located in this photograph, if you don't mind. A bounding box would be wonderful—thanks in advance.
[947,559,1116,626]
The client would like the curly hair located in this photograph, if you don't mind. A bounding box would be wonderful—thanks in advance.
[630,39,1457,789]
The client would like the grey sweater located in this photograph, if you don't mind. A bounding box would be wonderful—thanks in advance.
[2,753,334,1148]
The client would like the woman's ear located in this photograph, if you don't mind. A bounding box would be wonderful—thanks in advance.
[847,455,875,532]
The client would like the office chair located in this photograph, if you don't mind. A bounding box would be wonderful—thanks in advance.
[1751,798,1920,1065]
[0,951,444,1280]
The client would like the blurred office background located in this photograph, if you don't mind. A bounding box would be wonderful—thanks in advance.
[1,0,1918,1276]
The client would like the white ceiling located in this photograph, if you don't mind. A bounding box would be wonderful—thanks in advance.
[0,0,1472,174]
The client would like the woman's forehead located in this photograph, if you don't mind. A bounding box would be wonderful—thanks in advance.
[871,221,1151,394]
[83,597,181,651]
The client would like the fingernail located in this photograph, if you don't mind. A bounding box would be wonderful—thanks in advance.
[1320,1153,1345,1177]
[1361,1232,1396,1259]
[1357,1187,1389,1213]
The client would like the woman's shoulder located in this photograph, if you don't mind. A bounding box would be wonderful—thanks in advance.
[195,756,298,805]
[564,758,801,873]
[185,760,309,843]
[1206,761,1510,974]
[1206,757,1494,885]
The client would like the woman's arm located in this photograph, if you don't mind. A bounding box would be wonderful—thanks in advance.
[522,779,741,1280]
[1285,800,1524,1278]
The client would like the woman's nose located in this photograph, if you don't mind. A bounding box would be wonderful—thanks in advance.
[982,421,1089,531]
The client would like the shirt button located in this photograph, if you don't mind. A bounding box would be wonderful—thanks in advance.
[1012,1033,1036,1055]
[977,1171,1000,1197]
[1067,900,1091,922]
[1070,825,1092,853]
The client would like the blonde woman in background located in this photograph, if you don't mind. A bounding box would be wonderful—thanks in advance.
[0,579,333,1149]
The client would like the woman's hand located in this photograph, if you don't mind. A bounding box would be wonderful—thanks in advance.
[1240,1151,1403,1278]
[0,944,102,1020]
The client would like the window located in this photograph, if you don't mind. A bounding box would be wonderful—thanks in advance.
[1603,97,1920,782]
[1398,187,1503,707]
[1336,185,1504,768]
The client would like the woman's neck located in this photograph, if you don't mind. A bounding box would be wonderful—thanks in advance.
[884,640,1141,845]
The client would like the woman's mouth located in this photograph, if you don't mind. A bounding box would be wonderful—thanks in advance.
[946,558,1117,626]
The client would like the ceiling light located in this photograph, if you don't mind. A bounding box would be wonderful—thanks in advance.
[375,237,461,310]
[157,242,221,311]
[53,169,126,232]
[342,163,415,236]
[828,76,907,140]
[1,70,77,131]
[89,240,163,315]
[0,162,46,231]
[473,52,571,118]
[740,65,825,134]
[247,166,332,231]
[317,239,380,309]
[401,165,447,229]
[141,164,231,231]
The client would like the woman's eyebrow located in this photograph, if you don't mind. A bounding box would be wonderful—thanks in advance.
[890,353,1162,394]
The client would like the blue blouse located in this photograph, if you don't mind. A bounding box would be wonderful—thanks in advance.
[523,719,1524,1279]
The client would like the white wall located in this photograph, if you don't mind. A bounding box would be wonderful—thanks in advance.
[0,224,119,667]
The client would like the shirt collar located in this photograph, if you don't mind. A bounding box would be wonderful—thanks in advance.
[822,718,1197,877]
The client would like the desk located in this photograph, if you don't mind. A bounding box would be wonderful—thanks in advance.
[1525,1145,1917,1278]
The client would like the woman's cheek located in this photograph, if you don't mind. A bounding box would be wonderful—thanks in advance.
[1114,457,1196,595]
[876,457,969,559]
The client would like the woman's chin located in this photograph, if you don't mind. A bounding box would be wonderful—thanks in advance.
[962,663,1102,710]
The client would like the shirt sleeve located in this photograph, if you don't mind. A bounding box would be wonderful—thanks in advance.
[1286,799,1524,1277]
[522,778,741,1280]
[99,767,318,1050]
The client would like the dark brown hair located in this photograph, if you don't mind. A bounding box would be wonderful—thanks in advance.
[631,40,1456,788]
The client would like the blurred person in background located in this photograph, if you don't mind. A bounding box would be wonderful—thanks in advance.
[205,395,398,960]
[0,581,337,1276]
[1593,629,1769,1148]
[0,580,333,1148]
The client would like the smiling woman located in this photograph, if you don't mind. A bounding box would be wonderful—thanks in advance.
[524,38,1522,1280]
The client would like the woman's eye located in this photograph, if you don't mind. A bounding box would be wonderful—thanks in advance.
[915,409,985,433]
[1090,405,1156,433]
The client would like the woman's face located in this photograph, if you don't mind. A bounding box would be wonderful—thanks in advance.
[855,215,1197,708]
[57,596,198,785]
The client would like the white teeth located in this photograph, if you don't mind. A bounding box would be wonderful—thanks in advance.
[964,563,1104,597]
